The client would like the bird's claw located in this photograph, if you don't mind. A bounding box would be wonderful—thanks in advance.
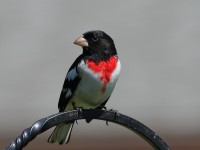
[76,107,83,113]
[74,107,83,124]
[106,120,109,126]
[102,106,107,110]
[105,108,119,126]
[72,102,83,113]
[110,108,120,119]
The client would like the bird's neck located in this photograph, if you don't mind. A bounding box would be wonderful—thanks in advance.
[82,47,117,62]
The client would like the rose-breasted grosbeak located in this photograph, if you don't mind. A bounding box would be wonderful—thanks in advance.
[48,30,121,144]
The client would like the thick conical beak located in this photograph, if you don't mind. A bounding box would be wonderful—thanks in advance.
[74,37,88,47]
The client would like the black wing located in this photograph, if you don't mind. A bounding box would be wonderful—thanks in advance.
[58,54,84,112]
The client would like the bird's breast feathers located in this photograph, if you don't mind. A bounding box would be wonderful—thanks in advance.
[86,56,118,92]
[72,56,121,107]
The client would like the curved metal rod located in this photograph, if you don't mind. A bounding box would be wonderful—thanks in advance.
[4,109,170,150]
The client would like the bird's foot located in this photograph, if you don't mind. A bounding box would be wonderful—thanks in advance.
[72,102,84,124]
[101,106,107,110]
[110,108,120,119]
[75,107,83,113]
[105,108,119,126]
[106,120,109,126]
[72,102,83,113]
[74,108,83,124]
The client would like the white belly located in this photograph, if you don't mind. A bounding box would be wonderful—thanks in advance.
[71,59,121,109]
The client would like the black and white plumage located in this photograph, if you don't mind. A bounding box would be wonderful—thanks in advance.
[48,30,121,144]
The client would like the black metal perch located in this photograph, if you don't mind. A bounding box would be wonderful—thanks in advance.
[4,109,170,150]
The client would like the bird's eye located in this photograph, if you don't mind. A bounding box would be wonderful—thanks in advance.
[92,36,98,41]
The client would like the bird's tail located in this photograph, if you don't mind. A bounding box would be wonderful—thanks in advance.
[48,122,74,144]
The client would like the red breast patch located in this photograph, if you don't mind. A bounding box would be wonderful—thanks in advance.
[86,56,117,93]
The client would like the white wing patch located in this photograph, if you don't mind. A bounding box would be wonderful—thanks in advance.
[65,89,72,98]
[66,68,78,81]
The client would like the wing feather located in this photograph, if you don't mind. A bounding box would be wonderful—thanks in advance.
[58,54,84,112]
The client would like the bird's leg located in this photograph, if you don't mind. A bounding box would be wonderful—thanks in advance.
[110,108,120,120]
[105,108,120,126]
[105,108,119,126]
[106,120,109,126]
[96,106,109,125]
[72,102,83,112]
[100,107,119,125]
[100,107,110,125]
[101,106,107,110]
[72,102,84,124]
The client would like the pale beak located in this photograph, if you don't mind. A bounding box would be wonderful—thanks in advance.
[74,37,88,47]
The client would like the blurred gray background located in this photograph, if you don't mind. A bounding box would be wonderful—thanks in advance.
[1,0,200,149]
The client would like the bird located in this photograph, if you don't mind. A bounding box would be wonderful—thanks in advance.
[48,30,121,144]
